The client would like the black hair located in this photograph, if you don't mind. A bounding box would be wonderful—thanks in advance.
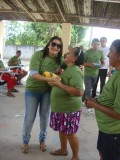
[16,50,21,53]
[111,39,120,54]
[74,47,84,66]
[100,37,107,41]
[42,36,63,65]
[92,38,100,44]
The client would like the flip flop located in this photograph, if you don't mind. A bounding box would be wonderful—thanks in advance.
[50,149,68,156]
[71,157,80,160]
[7,93,15,97]
[11,89,19,92]
[40,143,46,152]
[22,144,29,154]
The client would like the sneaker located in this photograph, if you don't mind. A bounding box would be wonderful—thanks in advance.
[88,109,94,115]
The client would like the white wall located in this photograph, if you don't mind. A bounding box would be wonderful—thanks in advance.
[4,45,43,60]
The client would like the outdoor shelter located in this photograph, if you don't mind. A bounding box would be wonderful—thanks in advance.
[0,0,120,54]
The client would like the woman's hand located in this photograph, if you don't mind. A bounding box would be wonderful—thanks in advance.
[48,76,61,86]
[85,98,98,109]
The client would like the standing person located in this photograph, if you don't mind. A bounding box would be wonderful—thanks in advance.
[8,50,28,85]
[85,39,120,160]
[22,36,63,153]
[84,38,104,114]
[50,47,84,160]
[0,58,18,97]
[92,37,109,98]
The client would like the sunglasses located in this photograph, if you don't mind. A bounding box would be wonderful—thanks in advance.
[50,42,62,49]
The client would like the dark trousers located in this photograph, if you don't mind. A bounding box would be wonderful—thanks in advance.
[92,69,108,97]
[97,131,120,160]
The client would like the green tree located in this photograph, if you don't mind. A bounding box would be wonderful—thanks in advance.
[5,21,62,46]
[5,21,87,47]
[71,25,88,46]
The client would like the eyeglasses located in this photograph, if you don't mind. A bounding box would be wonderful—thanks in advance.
[50,42,62,49]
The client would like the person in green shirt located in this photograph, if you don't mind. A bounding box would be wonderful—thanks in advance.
[22,36,63,153]
[85,39,120,160]
[8,50,28,85]
[49,47,84,160]
[83,38,104,114]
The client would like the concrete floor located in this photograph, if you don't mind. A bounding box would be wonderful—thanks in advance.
[0,58,100,160]
[0,84,99,160]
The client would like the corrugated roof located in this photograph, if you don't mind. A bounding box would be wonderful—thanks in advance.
[0,0,120,28]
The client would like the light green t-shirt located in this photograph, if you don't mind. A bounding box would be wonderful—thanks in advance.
[26,51,63,91]
[0,60,5,69]
[8,55,21,65]
[51,65,84,113]
[84,49,104,76]
[96,70,120,134]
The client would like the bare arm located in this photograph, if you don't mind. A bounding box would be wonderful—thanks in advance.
[84,63,94,68]
[31,73,56,83]
[85,98,120,120]
[101,60,105,67]
[50,78,84,96]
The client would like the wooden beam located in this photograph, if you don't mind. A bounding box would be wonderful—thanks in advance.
[16,0,36,22]
[0,9,120,22]
[54,0,66,22]
[0,9,58,16]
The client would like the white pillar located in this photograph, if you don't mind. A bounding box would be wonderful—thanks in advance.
[0,21,5,59]
[62,23,71,54]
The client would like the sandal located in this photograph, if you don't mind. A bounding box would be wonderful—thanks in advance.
[7,93,15,97]
[11,89,19,92]
[22,144,29,154]
[50,149,68,156]
[40,143,46,152]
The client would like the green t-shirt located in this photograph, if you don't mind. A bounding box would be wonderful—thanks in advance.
[0,60,5,69]
[51,65,84,113]
[26,51,63,91]
[96,70,120,134]
[84,49,104,76]
[8,55,21,65]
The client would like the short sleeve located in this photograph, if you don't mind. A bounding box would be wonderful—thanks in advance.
[29,51,43,71]
[8,57,14,63]
[69,71,84,90]
[114,78,120,113]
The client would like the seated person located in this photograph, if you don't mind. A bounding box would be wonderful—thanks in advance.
[8,50,28,85]
[0,59,18,97]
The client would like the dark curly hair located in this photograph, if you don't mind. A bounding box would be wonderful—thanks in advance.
[73,47,84,66]
[42,36,63,65]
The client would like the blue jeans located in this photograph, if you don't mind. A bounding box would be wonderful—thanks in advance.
[84,76,97,98]
[22,90,51,144]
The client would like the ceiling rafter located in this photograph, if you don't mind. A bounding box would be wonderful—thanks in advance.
[16,0,36,22]
[0,0,120,29]
[54,0,66,22]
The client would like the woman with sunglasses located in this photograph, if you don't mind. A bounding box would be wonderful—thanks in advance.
[49,47,84,160]
[22,36,63,153]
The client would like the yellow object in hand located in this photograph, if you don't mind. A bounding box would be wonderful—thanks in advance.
[43,71,53,78]
[43,71,57,77]
[43,71,61,80]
